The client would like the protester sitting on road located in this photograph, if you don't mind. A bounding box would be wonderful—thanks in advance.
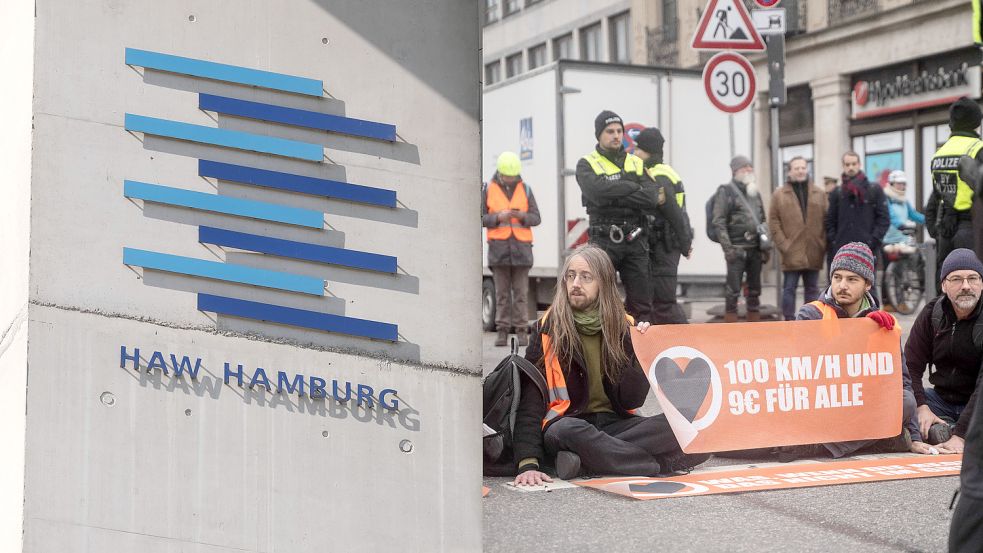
[881,170,924,257]
[779,242,921,460]
[511,244,709,485]
[904,248,983,454]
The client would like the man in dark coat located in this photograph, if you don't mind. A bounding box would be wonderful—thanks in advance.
[825,151,890,298]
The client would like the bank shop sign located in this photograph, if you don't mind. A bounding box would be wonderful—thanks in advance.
[851,62,982,120]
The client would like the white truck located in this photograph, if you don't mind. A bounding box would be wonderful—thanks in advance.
[481,60,754,329]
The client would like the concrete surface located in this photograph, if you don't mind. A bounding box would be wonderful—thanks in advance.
[482,296,959,553]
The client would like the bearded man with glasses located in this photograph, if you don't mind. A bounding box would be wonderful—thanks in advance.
[905,248,983,454]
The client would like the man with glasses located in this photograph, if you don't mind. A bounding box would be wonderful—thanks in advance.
[510,244,708,485]
[904,248,983,454]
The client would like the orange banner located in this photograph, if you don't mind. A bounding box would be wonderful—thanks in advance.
[577,455,961,500]
[631,319,903,453]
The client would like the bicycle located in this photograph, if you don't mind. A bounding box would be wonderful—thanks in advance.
[882,226,926,316]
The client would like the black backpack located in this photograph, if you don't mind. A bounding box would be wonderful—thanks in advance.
[482,339,547,476]
[705,185,727,243]
[931,299,983,350]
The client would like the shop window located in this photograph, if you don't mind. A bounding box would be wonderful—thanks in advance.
[609,12,631,64]
[553,33,574,60]
[485,60,502,86]
[580,22,602,62]
[528,43,547,70]
[505,53,523,78]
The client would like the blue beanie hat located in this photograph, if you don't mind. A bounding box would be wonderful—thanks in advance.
[941,248,983,282]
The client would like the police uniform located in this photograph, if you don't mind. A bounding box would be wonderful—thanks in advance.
[926,98,983,286]
[575,111,658,322]
[635,127,692,325]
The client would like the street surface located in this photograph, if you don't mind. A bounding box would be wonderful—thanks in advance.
[482,297,959,553]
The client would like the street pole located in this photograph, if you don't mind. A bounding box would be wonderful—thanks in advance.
[770,104,781,311]
[765,30,787,316]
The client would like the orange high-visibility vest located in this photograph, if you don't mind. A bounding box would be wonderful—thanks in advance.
[486,181,533,243]
[540,311,634,429]
[806,300,838,319]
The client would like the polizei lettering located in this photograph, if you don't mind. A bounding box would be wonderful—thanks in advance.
[120,345,399,410]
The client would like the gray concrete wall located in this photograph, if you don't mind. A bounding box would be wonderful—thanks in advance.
[0,2,34,552]
[16,1,481,551]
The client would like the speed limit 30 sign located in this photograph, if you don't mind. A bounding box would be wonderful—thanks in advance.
[703,51,756,113]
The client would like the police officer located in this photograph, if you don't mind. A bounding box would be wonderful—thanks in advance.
[634,127,692,324]
[926,97,983,286]
[575,110,658,322]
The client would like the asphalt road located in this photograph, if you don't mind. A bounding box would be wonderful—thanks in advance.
[481,298,960,553]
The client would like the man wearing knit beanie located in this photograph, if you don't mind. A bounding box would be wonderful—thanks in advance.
[634,127,693,324]
[925,97,983,290]
[575,110,657,321]
[777,242,921,461]
[904,248,983,462]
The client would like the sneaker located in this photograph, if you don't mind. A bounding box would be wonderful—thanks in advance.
[554,450,582,480]
[656,451,711,476]
[864,428,913,454]
[927,423,952,445]
[777,443,829,463]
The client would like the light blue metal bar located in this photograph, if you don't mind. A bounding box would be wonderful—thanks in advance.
[125,48,323,96]
[123,248,325,296]
[124,180,324,229]
[125,114,323,161]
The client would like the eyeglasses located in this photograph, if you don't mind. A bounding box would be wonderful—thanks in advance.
[945,275,983,286]
[564,271,594,284]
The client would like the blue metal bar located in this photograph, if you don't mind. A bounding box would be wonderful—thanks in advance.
[197,293,398,342]
[198,160,396,208]
[123,248,325,296]
[124,180,324,229]
[125,48,323,97]
[125,114,323,161]
[198,94,396,141]
[198,226,397,273]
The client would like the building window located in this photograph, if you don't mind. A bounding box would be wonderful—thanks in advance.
[483,0,499,25]
[485,60,502,85]
[526,0,543,6]
[662,0,678,42]
[609,12,631,64]
[553,33,574,60]
[505,53,523,78]
[528,43,547,70]
[503,0,520,17]
[580,22,602,62]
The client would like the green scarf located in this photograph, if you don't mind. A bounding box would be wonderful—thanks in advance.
[573,308,602,335]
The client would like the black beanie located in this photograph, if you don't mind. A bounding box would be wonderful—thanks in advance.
[950,97,983,133]
[594,110,623,139]
[634,127,665,155]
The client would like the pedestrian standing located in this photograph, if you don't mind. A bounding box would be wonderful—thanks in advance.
[634,127,692,324]
[482,151,541,346]
[925,97,983,287]
[712,156,768,322]
[824,151,890,299]
[769,156,828,320]
[575,110,657,322]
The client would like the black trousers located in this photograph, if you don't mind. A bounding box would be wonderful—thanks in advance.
[949,358,983,553]
[650,241,687,324]
[937,219,974,292]
[591,233,652,323]
[725,248,762,313]
[543,413,680,477]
